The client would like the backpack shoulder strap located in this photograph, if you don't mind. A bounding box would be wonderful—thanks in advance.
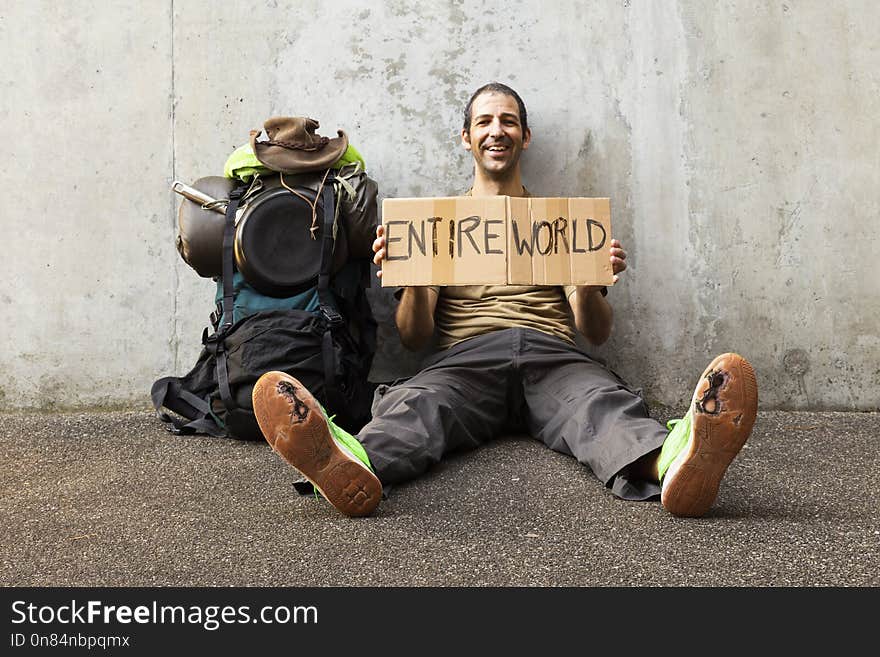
[206,182,248,413]
[317,171,342,325]
[316,172,348,412]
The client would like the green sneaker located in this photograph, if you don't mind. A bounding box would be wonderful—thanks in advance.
[252,371,381,517]
[660,353,758,517]
[657,412,693,483]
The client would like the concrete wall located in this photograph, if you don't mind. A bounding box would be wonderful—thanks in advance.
[1,0,877,412]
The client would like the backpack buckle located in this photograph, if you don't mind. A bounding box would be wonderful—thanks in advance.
[202,325,230,353]
[209,300,223,329]
[203,327,218,345]
[321,306,344,327]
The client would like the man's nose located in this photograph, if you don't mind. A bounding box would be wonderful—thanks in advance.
[489,118,504,137]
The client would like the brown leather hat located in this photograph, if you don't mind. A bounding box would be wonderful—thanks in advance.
[249,117,348,174]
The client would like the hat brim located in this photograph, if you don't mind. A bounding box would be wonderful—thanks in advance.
[251,130,349,174]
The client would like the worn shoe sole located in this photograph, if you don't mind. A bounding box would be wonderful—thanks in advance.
[252,371,381,518]
[661,353,758,518]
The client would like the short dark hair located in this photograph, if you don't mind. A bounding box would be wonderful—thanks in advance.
[462,82,528,134]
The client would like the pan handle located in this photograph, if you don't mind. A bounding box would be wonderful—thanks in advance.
[171,180,227,214]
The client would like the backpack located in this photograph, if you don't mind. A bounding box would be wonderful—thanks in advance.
[151,168,377,440]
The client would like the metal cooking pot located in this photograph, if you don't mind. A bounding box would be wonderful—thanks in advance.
[175,175,348,296]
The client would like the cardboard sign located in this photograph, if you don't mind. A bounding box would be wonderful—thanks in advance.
[380,196,613,286]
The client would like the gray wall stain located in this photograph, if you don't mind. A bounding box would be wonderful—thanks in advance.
[783,348,811,397]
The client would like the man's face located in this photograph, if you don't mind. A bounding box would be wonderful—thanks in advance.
[461,91,531,179]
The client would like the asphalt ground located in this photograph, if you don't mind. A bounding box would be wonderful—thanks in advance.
[1,408,878,587]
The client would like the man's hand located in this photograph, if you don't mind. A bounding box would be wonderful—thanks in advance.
[580,239,627,295]
[609,238,627,283]
[372,224,387,280]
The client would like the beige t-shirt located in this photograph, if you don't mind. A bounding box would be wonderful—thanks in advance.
[428,284,578,350]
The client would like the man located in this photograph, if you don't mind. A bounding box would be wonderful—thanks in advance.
[252,82,758,519]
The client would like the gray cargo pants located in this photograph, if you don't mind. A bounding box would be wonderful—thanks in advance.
[359,327,668,500]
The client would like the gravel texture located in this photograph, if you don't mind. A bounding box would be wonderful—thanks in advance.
[2,408,878,586]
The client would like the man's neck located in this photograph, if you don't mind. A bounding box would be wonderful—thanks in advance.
[470,170,526,197]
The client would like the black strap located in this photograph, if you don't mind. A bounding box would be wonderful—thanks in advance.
[150,377,226,437]
[316,173,347,412]
[317,174,343,326]
[220,186,246,331]
[212,184,248,412]
[214,339,234,410]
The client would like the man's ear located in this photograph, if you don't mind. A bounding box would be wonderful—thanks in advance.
[461,128,472,151]
[522,127,532,150]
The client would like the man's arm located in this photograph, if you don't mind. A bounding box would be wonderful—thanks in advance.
[395,287,438,350]
[570,286,613,345]
[568,238,627,346]
[373,225,438,350]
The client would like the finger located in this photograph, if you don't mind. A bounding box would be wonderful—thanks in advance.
[372,235,386,253]
[613,274,619,284]
[610,247,626,259]
[376,224,385,238]
[610,257,627,274]
[610,238,621,248]
[373,248,386,265]
[376,269,383,280]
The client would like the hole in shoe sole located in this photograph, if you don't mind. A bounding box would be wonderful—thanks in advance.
[276,381,309,423]
[696,370,728,415]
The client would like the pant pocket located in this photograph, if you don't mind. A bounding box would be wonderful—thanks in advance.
[371,376,413,411]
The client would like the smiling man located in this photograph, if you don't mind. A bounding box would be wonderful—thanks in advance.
[252,82,759,520]
[463,84,531,190]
